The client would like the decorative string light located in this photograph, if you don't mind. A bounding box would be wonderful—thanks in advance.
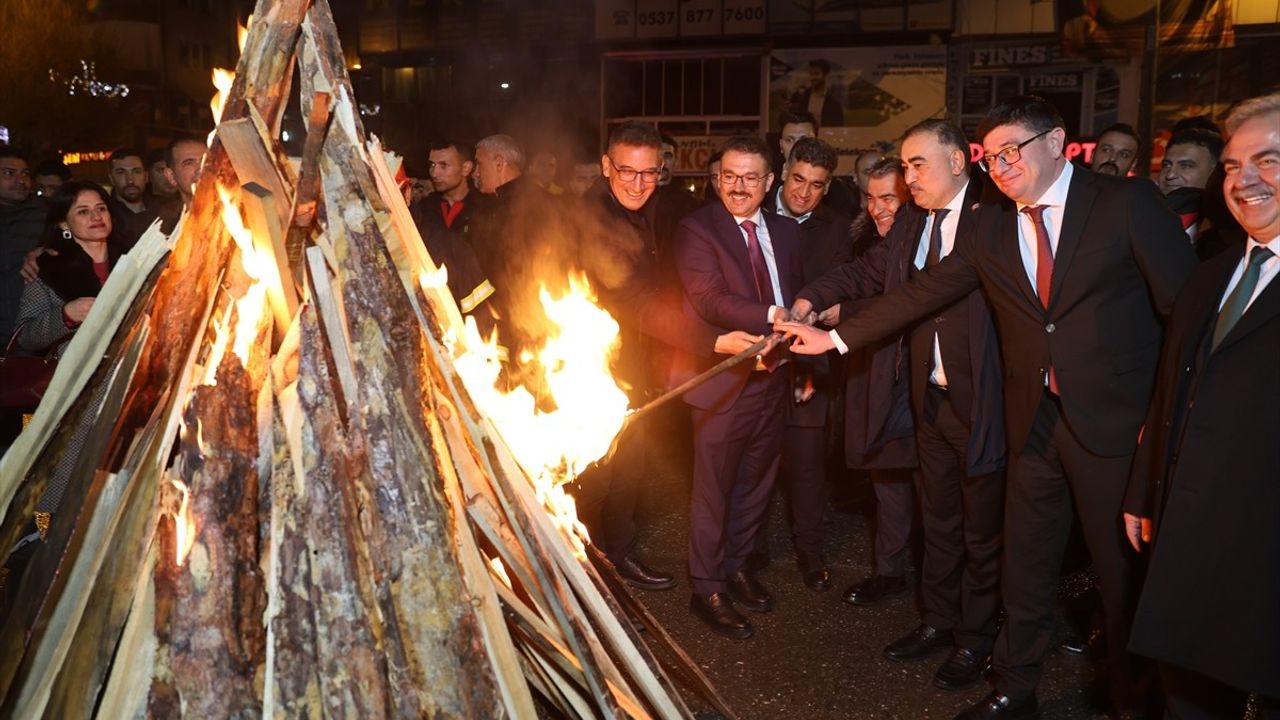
[359,103,381,117]
[48,60,131,99]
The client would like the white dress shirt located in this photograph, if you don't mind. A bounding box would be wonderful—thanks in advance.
[733,208,786,321]
[1218,236,1280,313]
[913,181,969,388]
[1015,160,1073,298]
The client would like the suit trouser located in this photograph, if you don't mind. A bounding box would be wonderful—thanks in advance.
[1160,663,1280,720]
[779,422,827,564]
[917,385,1003,654]
[869,469,915,577]
[995,392,1136,707]
[688,372,786,595]
[571,419,645,565]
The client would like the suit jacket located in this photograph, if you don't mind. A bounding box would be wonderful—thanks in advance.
[803,180,1005,475]
[831,166,1196,457]
[774,203,853,428]
[672,201,803,413]
[1123,243,1280,696]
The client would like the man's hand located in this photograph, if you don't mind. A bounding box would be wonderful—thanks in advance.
[771,306,794,324]
[714,330,763,355]
[794,372,816,404]
[773,321,835,355]
[21,247,53,283]
[789,298,815,325]
[1123,512,1152,552]
[818,304,840,326]
[64,297,95,324]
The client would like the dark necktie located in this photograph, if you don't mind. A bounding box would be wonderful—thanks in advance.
[1021,204,1059,394]
[740,219,773,303]
[1212,245,1275,351]
[925,208,951,268]
[740,219,781,372]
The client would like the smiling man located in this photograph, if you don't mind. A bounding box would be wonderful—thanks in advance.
[777,96,1196,719]
[790,121,1006,693]
[1123,93,1280,720]
[573,123,767,596]
[672,134,803,640]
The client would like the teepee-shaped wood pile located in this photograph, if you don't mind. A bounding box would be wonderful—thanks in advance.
[0,1,735,717]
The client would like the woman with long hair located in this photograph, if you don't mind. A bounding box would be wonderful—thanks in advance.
[15,180,125,356]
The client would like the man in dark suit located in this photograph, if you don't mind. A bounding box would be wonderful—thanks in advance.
[793,120,1006,691]
[412,139,479,237]
[779,96,1196,719]
[757,137,852,592]
[673,134,803,640]
[573,122,763,592]
[1123,93,1280,719]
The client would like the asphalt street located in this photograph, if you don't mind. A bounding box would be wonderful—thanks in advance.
[621,414,1107,720]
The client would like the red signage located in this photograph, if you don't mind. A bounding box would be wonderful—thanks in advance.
[968,141,1097,165]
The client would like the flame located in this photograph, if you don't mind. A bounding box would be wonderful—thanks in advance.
[207,16,251,142]
[452,273,630,558]
[171,479,196,566]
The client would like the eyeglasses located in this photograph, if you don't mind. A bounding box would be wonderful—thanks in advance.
[718,171,767,188]
[978,129,1050,173]
[608,157,661,184]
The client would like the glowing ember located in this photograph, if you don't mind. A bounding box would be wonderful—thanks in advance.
[171,479,196,566]
[452,273,630,558]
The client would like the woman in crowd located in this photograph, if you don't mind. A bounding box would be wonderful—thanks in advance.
[16,180,124,356]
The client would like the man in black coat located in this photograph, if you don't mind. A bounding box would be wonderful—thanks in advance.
[1123,93,1280,718]
[572,122,763,592]
[756,137,852,592]
[672,134,803,640]
[779,96,1196,719]
[793,121,1006,692]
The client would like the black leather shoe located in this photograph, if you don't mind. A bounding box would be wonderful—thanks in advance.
[883,623,955,662]
[615,555,677,591]
[933,646,991,691]
[798,556,832,592]
[953,691,1039,720]
[1058,628,1103,656]
[690,592,753,640]
[842,574,909,606]
[727,571,774,613]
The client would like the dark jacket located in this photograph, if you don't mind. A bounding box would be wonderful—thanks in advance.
[1124,242,1280,697]
[769,203,852,429]
[411,190,480,238]
[0,195,47,341]
[17,238,123,356]
[671,201,803,413]
[107,192,160,250]
[577,180,717,402]
[830,167,1195,457]
[802,179,1005,475]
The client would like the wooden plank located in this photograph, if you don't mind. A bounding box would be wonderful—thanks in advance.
[217,116,292,222]
[240,181,302,335]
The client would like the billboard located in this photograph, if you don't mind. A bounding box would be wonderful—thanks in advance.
[769,47,947,175]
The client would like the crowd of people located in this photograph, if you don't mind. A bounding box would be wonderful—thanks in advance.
[0,91,1276,720]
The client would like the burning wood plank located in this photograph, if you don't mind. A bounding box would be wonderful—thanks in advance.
[0,1,739,718]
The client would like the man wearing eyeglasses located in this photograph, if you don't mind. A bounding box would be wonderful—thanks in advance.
[572,123,765,594]
[792,121,1006,692]
[671,134,803,640]
[778,96,1196,719]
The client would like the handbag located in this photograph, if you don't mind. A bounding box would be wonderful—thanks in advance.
[0,322,64,413]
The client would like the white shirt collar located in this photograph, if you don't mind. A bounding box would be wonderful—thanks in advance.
[1017,159,1073,211]
[733,208,767,228]
[940,179,969,215]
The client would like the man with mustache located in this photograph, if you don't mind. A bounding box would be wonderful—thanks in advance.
[1089,124,1141,177]
[1123,92,1280,720]
[793,120,1006,692]
[779,96,1195,719]
[671,134,802,639]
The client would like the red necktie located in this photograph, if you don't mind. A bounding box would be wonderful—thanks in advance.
[1021,205,1060,395]
[739,220,773,303]
[740,219,781,372]
[1179,212,1198,231]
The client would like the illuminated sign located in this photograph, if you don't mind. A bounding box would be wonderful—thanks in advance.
[62,151,114,165]
[969,141,1098,165]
